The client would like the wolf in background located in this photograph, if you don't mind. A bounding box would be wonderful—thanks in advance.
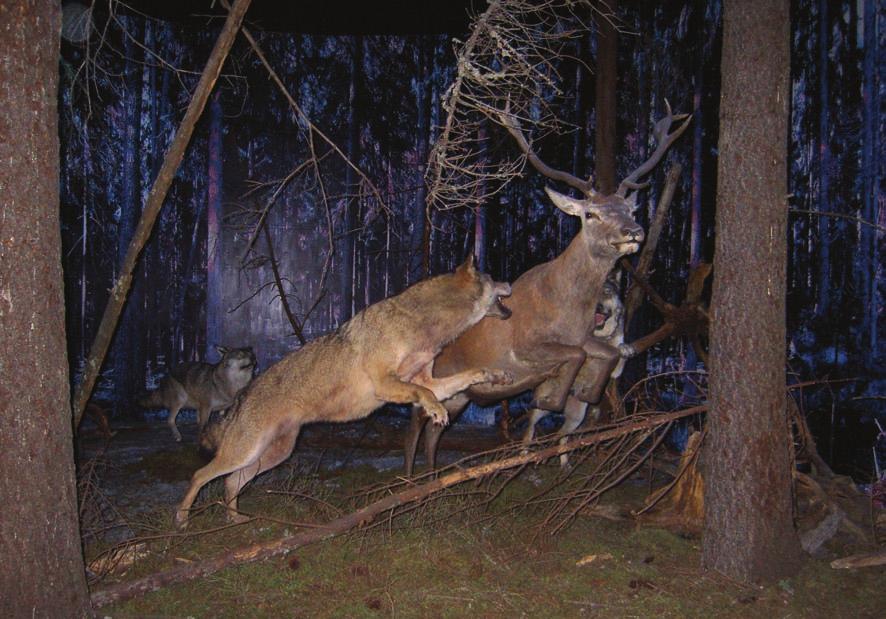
[176,256,513,529]
[139,346,256,442]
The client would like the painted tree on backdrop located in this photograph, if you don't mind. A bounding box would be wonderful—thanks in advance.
[0,1,91,615]
[703,0,801,583]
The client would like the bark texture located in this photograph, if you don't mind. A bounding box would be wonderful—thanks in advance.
[594,0,618,195]
[703,0,801,583]
[0,1,91,615]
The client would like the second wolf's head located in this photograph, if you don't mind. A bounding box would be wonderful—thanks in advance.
[454,254,512,321]
[216,346,257,391]
[593,272,624,340]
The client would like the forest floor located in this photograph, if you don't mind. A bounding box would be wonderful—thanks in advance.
[77,414,885,618]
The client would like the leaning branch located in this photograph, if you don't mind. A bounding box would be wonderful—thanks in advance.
[89,406,705,607]
[72,0,253,428]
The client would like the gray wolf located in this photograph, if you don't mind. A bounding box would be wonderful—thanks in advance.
[175,256,512,528]
[139,346,256,442]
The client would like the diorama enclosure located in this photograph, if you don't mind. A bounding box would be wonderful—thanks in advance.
[1,0,884,616]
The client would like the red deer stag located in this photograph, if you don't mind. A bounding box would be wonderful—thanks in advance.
[404,102,690,475]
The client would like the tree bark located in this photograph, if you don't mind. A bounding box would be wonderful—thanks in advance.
[115,14,144,407]
[0,1,91,615]
[815,0,831,316]
[703,0,801,584]
[206,90,224,355]
[72,0,253,428]
[594,0,618,195]
[859,0,879,365]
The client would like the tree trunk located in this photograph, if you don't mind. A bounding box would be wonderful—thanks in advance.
[115,14,144,406]
[703,0,801,584]
[859,0,879,365]
[816,0,832,316]
[339,36,363,318]
[0,1,91,615]
[206,90,224,355]
[594,0,618,195]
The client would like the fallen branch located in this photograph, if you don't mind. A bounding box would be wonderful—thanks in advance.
[830,548,886,569]
[72,0,253,428]
[90,405,704,607]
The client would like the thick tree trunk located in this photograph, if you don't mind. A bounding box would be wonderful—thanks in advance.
[594,0,618,195]
[339,36,363,319]
[703,0,801,584]
[115,14,144,406]
[0,1,91,615]
[859,0,879,365]
[206,91,224,354]
[816,0,832,316]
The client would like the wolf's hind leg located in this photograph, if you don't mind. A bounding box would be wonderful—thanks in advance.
[174,428,279,530]
[223,425,301,523]
[167,405,184,442]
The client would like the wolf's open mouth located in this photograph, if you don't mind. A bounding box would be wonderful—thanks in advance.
[493,296,512,319]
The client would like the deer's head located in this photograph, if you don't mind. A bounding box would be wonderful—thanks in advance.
[544,188,644,258]
[496,99,689,259]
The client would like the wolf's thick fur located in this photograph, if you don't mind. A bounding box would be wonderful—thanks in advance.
[175,257,512,528]
[139,346,256,442]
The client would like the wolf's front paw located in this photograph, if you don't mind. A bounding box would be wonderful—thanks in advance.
[484,369,514,385]
[618,343,636,359]
[427,402,449,427]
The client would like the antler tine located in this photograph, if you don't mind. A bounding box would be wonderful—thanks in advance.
[495,100,596,197]
[616,99,692,198]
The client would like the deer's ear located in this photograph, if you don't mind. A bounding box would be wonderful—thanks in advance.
[544,187,584,218]
[456,253,476,277]
[624,192,639,213]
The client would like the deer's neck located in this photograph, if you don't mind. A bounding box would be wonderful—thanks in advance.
[548,233,612,310]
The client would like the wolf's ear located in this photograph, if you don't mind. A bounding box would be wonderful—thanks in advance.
[456,253,476,277]
[217,346,229,356]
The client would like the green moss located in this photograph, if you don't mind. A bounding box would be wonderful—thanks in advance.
[98,467,884,618]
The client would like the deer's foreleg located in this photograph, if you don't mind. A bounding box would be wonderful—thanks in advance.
[571,339,620,404]
[521,342,588,412]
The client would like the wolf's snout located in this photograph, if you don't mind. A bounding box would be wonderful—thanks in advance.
[487,282,513,320]
[622,226,644,241]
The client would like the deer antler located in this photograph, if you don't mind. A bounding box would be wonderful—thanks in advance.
[495,101,597,198]
[616,99,692,198]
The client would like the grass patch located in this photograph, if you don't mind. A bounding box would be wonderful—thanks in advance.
[94,459,884,618]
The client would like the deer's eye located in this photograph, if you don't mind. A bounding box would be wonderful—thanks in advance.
[585,211,600,221]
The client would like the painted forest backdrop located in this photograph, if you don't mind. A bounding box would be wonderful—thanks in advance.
[59,1,884,476]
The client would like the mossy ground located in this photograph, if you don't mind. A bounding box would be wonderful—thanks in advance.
[88,447,884,619]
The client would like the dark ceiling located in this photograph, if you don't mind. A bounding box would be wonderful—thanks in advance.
[119,0,478,35]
